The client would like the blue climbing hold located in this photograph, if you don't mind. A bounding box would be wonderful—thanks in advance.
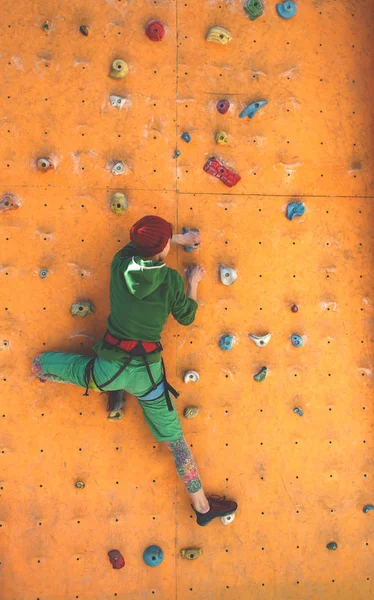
[239,100,268,119]
[277,1,297,19]
[363,505,374,514]
[286,201,305,220]
[291,334,303,347]
[183,226,199,252]
[293,407,303,416]
[220,334,233,351]
[181,132,191,143]
[143,545,164,567]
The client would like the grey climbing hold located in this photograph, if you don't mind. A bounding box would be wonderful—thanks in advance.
[277,1,297,19]
[109,95,126,110]
[363,505,374,513]
[286,201,305,220]
[254,366,267,382]
[248,333,271,347]
[37,158,53,171]
[112,161,125,175]
[173,149,181,158]
[183,370,199,383]
[39,269,49,279]
[291,334,303,347]
[219,265,237,286]
[220,334,233,351]
[293,407,303,416]
[181,132,191,143]
[239,100,268,119]
[244,0,264,21]
[183,226,199,252]
[326,542,338,551]
[70,302,95,317]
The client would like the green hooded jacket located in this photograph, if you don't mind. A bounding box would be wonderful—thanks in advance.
[93,242,198,362]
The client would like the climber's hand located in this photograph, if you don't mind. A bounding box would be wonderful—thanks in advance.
[186,265,206,283]
[181,231,201,249]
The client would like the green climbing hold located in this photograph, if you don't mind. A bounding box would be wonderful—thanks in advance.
[254,366,267,382]
[244,0,264,21]
[326,542,338,551]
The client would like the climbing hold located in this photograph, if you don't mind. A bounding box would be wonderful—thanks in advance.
[143,545,164,567]
[184,406,200,419]
[36,158,53,171]
[145,20,165,42]
[363,505,374,513]
[286,201,305,220]
[39,268,49,279]
[215,131,228,145]
[108,549,125,569]
[182,226,199,252]
[42,21,50,31]
[183,370,200,383]
[291,304,299,312]
[326,542,338,551]
[220,334,234,351]
[293,407,303,416]
[112,161,125,175]
[206,26,232,45]
[244,0,264,20]
[174,149,181,158]
[108,409,124,421]
[181,132,191,143]
[75,481,85,489]
[277,1,297,19]
[180,548,203,560]
[248,333,271,347]
[217,99,230,114]
[239,100,268,119]
[109,95,126,110]
[291,334,303,347]
[221,512,236,525]
[203,156,241,188]
[0,194,19,213]
[70,302,95,318]
[219,265,237,286]
[254,366,267,382]
[79,25,89,36]
[109,59,129,80]
[110,192,128,215]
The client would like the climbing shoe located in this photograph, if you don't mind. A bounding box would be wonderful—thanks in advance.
[106,390,126,412]
[191,494,238,527]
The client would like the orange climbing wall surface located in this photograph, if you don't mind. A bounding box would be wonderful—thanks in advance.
[0,0,374,598]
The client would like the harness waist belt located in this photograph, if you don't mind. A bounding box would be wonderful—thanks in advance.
[104,332,161,354]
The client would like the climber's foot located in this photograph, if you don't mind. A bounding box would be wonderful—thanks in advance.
[191,495,238,527]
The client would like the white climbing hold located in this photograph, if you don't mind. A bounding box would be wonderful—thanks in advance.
[219,265,237,286]
[248,333,271,347]
[183,370,200,383]
[112,161,125,175]
[221,512,236,525]
[109,95,126,110]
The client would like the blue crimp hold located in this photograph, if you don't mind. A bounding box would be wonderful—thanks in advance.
[239,100,268,119]
[220,334,233,351]
[143,545,164,567]
[286,201,305,220]
[183,226,199,252]
[277,1,297,19]
[363,505,374,513]
[291,334,303,347]
[293,407,303,416]
[181,132,191,143]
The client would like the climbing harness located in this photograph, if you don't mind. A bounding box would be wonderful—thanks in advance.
[83,332,179,412]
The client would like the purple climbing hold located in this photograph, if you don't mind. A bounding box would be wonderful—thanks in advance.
[217,99,230,114]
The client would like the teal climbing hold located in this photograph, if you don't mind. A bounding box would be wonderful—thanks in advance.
[277,1,297,19]
[291,334,303,347]
[293,407,303,416]
[286,201,305,220]
[181,132,191,143]
[254,366,267,382]
[326,542,338,551]
[244,0,264,20]
[183,226,199,252]
[363,505,374,513]
[220,334,233,351]
[143,545,164,567]
[239,100,268,119]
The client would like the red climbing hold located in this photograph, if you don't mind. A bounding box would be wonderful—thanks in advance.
[217,99,230,114]
[203,156,241,188]
[146,20,165,41]
[108,549,125,569]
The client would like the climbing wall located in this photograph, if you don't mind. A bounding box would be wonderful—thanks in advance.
[1,0,373,598]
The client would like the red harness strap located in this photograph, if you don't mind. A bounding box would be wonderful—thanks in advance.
[104,332,160,354]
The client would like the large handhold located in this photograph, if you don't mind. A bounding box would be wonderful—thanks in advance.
[286,201,305,220]
[184,370,199,383]
[110,192,128,215]
[220,334,234,351]
[244,0,264,20]
[203,156,241,188]
[248,333,271,347]
[254,366,267,382]
[183,406,199,419]
[112,161,125,175]
[277,1,297,19]
[109,59,129,79]
[206,26,232,45]
[219,265,237,286]
[108,549,125,569]
[239,100,268,119]
[0,194,19,213]
[180,548,203,560]
[143,545,164,567]
[37,158,53,171]
[145,20,165,41]
[109,95,126,110]
[215,131,228,145]
[70,301,95,317]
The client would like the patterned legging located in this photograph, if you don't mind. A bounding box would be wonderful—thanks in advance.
[165,436,202,494]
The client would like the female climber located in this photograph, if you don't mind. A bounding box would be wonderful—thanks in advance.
[32,215,238,527]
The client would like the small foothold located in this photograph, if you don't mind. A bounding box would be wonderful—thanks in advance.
[108,409,124,421]
[219,265,237,286]
[145,20,165,42]
[109,95,126,110]
[203,156,241,188]
[206,26,232,45]
[221,512,236,525]
[108,549,125,569]
[239,100,268,119]
[363,505,374,513]
[291,304,299,312]
[39,268,49,279]
[217,99,230,114]
[109,59,129,80]
[181,132,191,143]
[79,25,89,36]
[183,370,199,383]
[182,226,199,252]
[286,201,305,220]
[248,333,271,347]
[254,366,267,382]
[180,548,203,560]
[293,407,303,416]
[75,481,85,489]
[110,192,128,215]
[143,545,164,567]
[244,0,264,20]
[42,21,50,31]
[220,334,234,351]
[326,542,338,551]
[277,1,297,19]
[70,302,95,318]
[184,406,199,419]
[37,158,53,171]
[215,130,228,145]
[291,334,303,347]
[112,161,125,175]
[0,194,19,213]
[174,149,181,158]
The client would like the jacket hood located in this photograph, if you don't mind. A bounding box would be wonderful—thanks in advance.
[124,255,168,299]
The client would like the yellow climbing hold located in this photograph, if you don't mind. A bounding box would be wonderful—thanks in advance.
[110,192,128,215]
[180,548,203,560]
[206,26,232,45]
[215,131,228,145]
[109,59,129,79]
[183,406,200,419]
[108,409,124,421]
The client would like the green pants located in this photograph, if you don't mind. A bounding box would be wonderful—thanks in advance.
[32,352,183,443]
